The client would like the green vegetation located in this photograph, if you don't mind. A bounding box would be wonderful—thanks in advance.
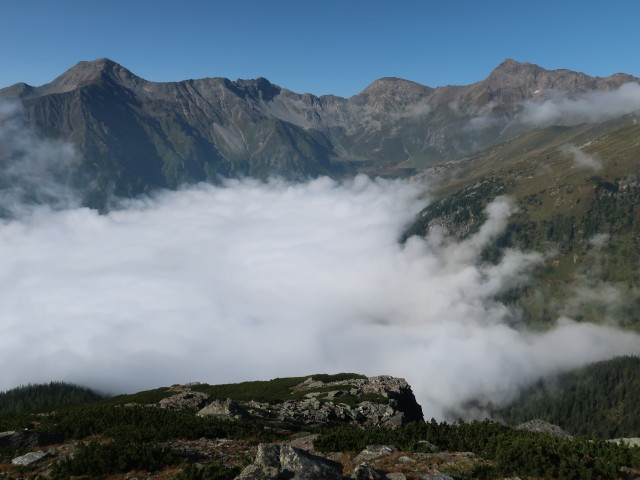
[0,381,105,414]
[190,373,366,403]
[1,369,640,479]
[36,404,284,443]
[50,440,179,478]
[172,461,241,480]
[315,419,640,480]
[495,355,640,438]
[404,118,640,328]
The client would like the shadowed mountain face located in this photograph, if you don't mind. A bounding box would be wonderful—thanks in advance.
[0,58,637,207]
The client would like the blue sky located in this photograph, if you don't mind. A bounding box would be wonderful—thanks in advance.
[1,0,639,98]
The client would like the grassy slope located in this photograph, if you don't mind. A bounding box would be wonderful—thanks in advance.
[407,116,640,328]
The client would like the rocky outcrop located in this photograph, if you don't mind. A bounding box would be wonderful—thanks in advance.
[0,430,64,447]
[156,390,211,410]
[195,375,423,428]
[197,398,249,419]
[236,443,344,480]
[515,419,573,438]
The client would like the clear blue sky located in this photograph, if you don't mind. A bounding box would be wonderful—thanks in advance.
[1,0,638,98]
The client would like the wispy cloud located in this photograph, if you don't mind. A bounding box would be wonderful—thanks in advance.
[466,82,640,130]
[519,83,640,125]
[561,144,602,171]
[0,100,80,216]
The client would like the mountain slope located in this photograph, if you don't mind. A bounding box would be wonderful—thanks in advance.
[405,115,640,327]
[494,356,640,438]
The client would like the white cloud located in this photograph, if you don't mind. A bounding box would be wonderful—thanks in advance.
[465,82,640,130]
[0,100,80,215]
[561,144,602,171]
[0,174,638,419]
[519,82,640,126]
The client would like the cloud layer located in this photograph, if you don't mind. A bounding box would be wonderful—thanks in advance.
[520,82,640,126]
[0,101,80,215]
[466,82,640,129]
[1,173,639,419]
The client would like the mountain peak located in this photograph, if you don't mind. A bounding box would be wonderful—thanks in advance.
[361,77,432,97]
[489,58,542,77]
[42,58,141,94]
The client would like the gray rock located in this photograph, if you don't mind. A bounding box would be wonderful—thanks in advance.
[279,444,343,479]
[197,398,248,420]
[255,443,281,469]
[353,444,399,464]
[157,390,210,410]
[354,463,388,480]
[607,437,640,446]
[416,440,440,453]
[288,433,319,451]
[12,450,49,465]
[234,464,280,480]
[515,419,572,438]
[236,443,343,480]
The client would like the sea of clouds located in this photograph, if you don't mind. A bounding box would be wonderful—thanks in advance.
[1,100,640,420]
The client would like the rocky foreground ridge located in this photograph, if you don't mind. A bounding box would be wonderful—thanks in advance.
[1,374,640,480]
[157,375,424,429]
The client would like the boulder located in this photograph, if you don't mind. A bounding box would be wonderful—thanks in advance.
[235,443,343,480]
[157,390,210,410]
[197,398,249,420]
[353,445,399,464]
[515,419,572,438]
[354,463,389,480]
[12,450,49,466]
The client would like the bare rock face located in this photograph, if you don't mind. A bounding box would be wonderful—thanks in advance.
[236,443,343,480]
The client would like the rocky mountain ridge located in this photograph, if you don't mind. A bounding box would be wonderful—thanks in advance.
[1,58,637,208]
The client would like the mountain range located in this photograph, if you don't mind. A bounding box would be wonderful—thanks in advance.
[1,58,637,208]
